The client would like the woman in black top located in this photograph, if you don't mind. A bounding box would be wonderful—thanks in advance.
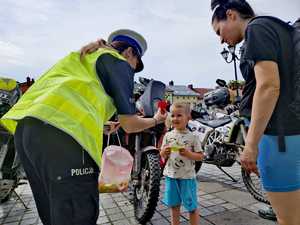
[210,0,300,225]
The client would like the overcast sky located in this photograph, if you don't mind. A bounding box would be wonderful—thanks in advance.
[1,0,299,88]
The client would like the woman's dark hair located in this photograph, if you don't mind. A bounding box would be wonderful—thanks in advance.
[211,0,255,23]
[110,40,144,72]
[110,41,139,57]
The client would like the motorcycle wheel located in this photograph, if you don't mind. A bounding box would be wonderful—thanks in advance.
[241,168,270,204]
[134,151,161,224]
[195,161,202,174]
[235,128,269,204]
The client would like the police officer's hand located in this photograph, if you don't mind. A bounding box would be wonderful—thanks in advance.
[153,108,167,125]
[103,121,121,135]
[80,39,109,61]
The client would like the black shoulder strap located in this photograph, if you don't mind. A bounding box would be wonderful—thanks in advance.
[249,16,294,31]
[278,134,286,152]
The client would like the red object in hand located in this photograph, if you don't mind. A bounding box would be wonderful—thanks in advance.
[158,100,168,114]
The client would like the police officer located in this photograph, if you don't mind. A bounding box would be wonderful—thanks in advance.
[0,29,166,225]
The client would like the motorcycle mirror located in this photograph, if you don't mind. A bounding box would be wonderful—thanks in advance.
[138,77,151,87]
[216,79,227,87]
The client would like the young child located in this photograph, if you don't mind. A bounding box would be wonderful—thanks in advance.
[160,102,204,225]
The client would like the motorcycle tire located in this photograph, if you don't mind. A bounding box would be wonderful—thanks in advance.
[134,151,161,224]
[195,161,202,174]
[234,128,269,204]
[241,168,270,204]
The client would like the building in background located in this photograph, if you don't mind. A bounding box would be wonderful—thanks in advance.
[166,81,200,109]
[188,85,213,102]
[19,77,34,94]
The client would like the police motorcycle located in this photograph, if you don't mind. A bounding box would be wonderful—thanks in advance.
[0,78,25,204]
[189,79,268,204]
[105,77,166,224]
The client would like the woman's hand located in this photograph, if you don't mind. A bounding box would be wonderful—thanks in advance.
[240,143,259,176]
[103,121,121,135]
[153,108,168,125]
[80,39,111,61]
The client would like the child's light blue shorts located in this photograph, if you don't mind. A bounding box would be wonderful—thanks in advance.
[163,177,198,212]
[258,134,300,192]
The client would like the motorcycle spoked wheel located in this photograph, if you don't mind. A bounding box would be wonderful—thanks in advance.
[195,161,202,174]
[241,168,270,204]
[235,129,269,204]
[133,151,161,224]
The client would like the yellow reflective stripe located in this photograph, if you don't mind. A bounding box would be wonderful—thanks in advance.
[44,94,101,139]
[62,79,111,109]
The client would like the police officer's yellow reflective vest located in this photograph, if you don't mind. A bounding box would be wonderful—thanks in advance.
[0,48,125,166]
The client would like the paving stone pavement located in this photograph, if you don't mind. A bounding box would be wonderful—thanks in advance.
[0,163,277,225]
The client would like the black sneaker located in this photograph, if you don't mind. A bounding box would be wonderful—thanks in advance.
[258,207,277,221]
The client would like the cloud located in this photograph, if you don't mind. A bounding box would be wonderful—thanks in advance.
[0,41,25,66]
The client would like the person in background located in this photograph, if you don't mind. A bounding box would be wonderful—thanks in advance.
[0,29,166,225]
[160,102,204,225]
[210,1,300,225]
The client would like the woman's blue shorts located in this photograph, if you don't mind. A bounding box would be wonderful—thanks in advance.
[258,134,300,192]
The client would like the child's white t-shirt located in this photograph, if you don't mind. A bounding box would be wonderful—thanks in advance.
[162,129,203,179]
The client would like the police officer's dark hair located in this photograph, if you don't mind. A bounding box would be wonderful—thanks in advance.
[110,41,139,57]
[211,0,255,23]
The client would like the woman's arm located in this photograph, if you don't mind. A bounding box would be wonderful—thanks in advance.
[246,61,280,146]
[241,60,280,174]
[118,110,166,133]
[80,39,110,60]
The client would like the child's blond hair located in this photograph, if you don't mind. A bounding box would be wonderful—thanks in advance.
[170,102,191,115]
[165,102,191,129]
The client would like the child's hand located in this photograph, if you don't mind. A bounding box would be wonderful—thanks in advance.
[179,148,191,157]
[160,146,171,159]
[180,149,204,161]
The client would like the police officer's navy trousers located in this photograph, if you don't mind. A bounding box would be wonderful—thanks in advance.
[15,117,99,225]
